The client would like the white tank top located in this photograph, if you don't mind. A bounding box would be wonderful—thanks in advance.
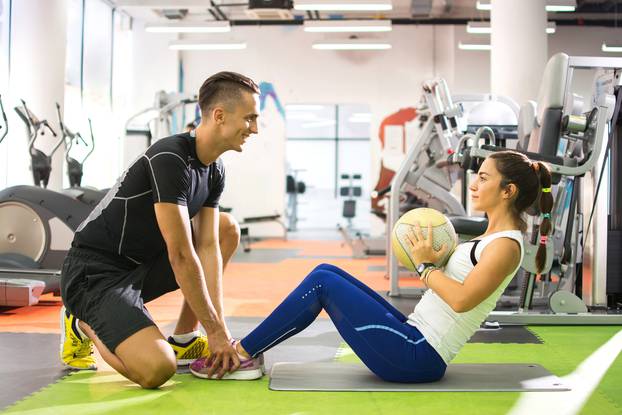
[407,230,524,364]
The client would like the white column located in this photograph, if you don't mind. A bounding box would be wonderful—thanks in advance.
[491,0,547,105]
[8,0,67,190]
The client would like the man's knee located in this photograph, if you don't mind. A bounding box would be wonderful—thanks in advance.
[135,356,177,389]
[219,212,240,245]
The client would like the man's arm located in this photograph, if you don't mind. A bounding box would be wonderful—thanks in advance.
[192,207,228,335]
[154,203,238,377]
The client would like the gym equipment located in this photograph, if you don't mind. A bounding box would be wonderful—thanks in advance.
[337,173,388,258]
[476,54,620,324]
[390,53,622,324]
[239,214,288,252]
[286,170,306,232]
[0,94,7,145]
[383,84,518,281]
[341,89,519,260]
[124,92,199,168]
[269,362,569,392]
[55,103,106,207]
[125,92,198,145]
[14,99,62,188]
[0,96,93,306]
[391,208,457,270]
[339,173,362,228]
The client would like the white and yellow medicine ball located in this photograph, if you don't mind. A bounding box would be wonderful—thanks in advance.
[391,208,457,271]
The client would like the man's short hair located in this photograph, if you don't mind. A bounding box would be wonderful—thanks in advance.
[198,71,260,116]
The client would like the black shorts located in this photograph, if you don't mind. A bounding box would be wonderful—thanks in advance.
[60,246,179,352]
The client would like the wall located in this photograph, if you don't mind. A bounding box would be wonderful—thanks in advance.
[180,25,436,236]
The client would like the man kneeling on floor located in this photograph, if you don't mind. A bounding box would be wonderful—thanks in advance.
[59,71,262,388]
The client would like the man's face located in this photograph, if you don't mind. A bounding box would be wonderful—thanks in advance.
[221,91,260,152]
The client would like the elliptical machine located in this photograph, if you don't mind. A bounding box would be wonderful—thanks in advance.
[0,94,7,145]
[55,102,106,207]
[0,97,92,306]
[14,99,63,188]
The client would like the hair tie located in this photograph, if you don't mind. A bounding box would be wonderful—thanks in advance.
[542,213,551,219]
[542,187,552,193]
[540,235,548,244]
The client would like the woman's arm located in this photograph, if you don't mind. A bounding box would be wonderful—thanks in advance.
[406,223,521,313]
[425,238,521,312]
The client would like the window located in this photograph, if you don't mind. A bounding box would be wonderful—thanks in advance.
[286,103,371,229]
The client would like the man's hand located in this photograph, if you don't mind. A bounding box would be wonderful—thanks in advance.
[206,328,240,379]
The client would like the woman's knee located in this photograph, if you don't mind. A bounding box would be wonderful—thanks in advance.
[219,212,241,245]
[305,267,342,287]
[312,263,343,274]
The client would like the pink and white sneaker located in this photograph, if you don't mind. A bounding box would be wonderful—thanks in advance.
[190,340,263,380]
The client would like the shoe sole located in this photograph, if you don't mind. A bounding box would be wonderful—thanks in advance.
[177,359,196,366]
[59,305,97,371]
[59,305,67,365]
[190,367,263,380]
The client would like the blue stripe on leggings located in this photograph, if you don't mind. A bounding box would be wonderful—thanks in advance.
[355,324,427,345]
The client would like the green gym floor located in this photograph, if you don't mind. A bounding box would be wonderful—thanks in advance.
[1,236,621,415]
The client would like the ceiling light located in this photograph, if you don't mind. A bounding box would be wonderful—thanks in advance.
[458,42,491,51]
[475,0,491,11]
[466,21,556,34]
[169,40,246,50]
[546,0,576,12]
[304,20,392,33]
[146,21,231,33]
[312,40,392,50]
[475,0,575,12]
[602,43,622,53]
[295,0,392,11]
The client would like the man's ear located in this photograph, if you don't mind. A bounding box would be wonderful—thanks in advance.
[212,107,225,125]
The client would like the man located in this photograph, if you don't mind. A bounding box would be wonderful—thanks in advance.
[59,71,263,388]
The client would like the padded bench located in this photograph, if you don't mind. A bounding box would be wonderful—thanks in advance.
[240,214,287,252]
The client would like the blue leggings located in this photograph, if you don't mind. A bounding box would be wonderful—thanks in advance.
[240,263,447,383]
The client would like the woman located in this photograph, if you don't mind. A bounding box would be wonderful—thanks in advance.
[191,151,553,382]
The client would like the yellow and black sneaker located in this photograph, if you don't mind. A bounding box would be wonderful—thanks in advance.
[59,306,97,370]
[168,334,210,366]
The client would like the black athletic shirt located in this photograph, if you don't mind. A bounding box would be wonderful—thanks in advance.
[73,131,225,264]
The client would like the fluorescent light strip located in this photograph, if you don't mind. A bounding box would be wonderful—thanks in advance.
[146,21,231,33]
[475,1,575,12]
[466,21,556,34]
[304,20,391,33]
[545,5,575,12]
[295,0,392,11]
[169,41,246,50]
[602,43,622,53]
[475,1,491,11]
[312,42,392,50]
[458,42,491,51]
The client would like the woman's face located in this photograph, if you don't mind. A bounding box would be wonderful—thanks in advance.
[469,158,508,212]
